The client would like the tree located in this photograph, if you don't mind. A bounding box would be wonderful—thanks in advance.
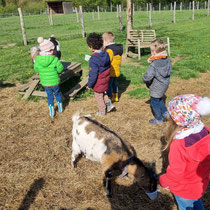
[0,0,6,6]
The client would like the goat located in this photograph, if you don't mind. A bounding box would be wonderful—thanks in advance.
[29,46,40,64]
[71,113,158,197]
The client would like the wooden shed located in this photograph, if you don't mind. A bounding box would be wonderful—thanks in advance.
[46,1,73,14]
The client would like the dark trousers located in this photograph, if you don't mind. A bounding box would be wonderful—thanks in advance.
[150,97,167,121]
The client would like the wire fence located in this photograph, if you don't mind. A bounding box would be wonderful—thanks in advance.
[0,3,209,46]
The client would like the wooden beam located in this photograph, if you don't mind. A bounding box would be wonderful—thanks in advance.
[22,79,40,100]
[64,77,88,98]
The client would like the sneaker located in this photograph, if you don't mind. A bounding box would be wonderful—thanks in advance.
[106,100,115,113]
[107,104,115,113]
[95,111,106,116]
[57,102,63,113]
[149,119,162,124]
[49,105,55,118]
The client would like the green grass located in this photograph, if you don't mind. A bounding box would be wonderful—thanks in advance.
[0,10,210,99]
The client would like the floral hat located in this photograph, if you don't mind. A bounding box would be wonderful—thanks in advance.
[168,94,210,128]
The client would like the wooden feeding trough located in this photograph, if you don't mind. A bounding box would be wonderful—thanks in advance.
[18,62,88,100]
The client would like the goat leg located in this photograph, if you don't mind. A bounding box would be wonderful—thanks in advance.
[105,170,112,198]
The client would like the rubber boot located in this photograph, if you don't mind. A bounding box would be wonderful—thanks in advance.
[49,105,55,118]
[57,102,63,113]
[112,93,119,102]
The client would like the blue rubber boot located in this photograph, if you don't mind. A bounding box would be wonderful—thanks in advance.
[57,102,63,113]
[49,105,55,118]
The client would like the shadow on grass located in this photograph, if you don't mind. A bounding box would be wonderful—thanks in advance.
[118,74,131,100]
[18,178,45,210]
[108,179,174,210]
[0,80,16,89]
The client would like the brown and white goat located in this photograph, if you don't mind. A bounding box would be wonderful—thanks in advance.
[71,113,157,197]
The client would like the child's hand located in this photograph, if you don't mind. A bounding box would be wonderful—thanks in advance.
[162,186,170,191]
[86,86,90,90]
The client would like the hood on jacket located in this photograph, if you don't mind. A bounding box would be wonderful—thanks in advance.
[36,55,56,67]
[91,51,110,73]
[105,44,123,56]
[186,127,210,162]
[151,57,171,78]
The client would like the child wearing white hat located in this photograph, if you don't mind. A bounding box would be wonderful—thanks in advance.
[159,94,210,210]
[34,37,64,118]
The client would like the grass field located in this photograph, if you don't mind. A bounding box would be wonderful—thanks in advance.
[0,9,210,96]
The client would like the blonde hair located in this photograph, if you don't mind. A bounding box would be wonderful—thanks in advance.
[163,117,181,151]
[150,39,165,53]
[102,32,115,42]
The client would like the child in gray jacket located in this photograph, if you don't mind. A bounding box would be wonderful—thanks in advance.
[142,39,172,124]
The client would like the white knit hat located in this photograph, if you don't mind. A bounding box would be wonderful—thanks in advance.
[37,37,54,52]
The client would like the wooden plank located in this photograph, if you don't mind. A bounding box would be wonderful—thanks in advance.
[17,81,32,91]
[22,79,40,100]
[19,90,47,97]
[64,77,88,98]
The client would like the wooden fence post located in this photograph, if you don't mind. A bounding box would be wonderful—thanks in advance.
[205,1,207,9]
[79,6,85,38]
[119,4,123,31]
[49,9,53,25]
[18,8,27,46]
[75,7,79,23]
[170,3,173,11]
[189,2,191,10]
[146,3,148,14]
[197,1,199,9]
[97,6,100,20]
[111,2,112,12]
[192,1,195,20]
[159,3,161,13]
[133,3,135,16]
[180,2,182,11]
[207,0,210,16]
[127,0,133,38]
[117,4,119,17]
[173,2,176,23]
[149,3,152,27]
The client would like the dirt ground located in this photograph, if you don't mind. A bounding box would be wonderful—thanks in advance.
[1,69,210,210]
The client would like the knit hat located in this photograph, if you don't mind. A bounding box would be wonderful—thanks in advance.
[168,94,210,128]
[37,37,54,52]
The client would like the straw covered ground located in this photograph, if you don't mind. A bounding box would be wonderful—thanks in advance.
[1,72,210,210]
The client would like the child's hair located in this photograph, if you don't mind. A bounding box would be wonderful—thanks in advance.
[150,39,165,53]
[163,117,181,150]
[102,32,115,42]
[87,33,103,50]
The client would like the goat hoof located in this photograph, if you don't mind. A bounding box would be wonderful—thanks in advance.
[72,161,77,168]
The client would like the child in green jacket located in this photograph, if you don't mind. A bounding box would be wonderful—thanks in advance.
[34,37,64,118]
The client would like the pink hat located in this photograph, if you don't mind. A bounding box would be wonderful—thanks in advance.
[37,37,54,52]
[168,94,210,128]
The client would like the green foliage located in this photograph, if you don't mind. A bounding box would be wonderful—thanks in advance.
[127,87,149,98]
[0,10,210,101]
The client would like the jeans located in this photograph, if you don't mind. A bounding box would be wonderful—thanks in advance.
[107,77,118,98]
[150,97,167,121]
[174,194,204,210]
[44,85,62,106]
